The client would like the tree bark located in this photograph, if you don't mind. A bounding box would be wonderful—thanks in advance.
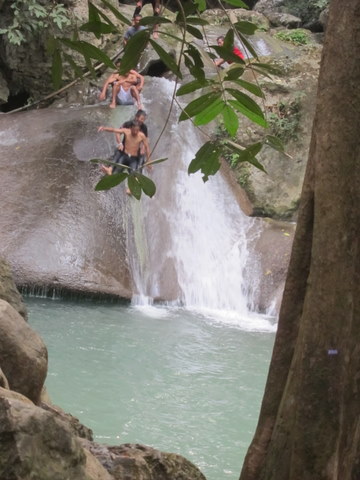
[240,0,360,478]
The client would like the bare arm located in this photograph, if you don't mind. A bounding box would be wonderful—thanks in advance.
[98,126,128,134]
[132,70,144,91]
[142,135,151,163]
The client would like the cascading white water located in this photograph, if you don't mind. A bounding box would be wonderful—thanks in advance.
[129,78,264,320]
[168,127,259,314]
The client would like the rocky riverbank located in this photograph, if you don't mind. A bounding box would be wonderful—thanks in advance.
[0,258,206,480]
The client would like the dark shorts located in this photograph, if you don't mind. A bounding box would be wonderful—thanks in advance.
[112,149,139,173]
[135,0,159,15]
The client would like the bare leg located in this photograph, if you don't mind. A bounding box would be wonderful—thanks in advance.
[152,3,160,38]
[134,0,143,17]
[99,73,119,101]
[130,86,143,109]
[110,82,121,108]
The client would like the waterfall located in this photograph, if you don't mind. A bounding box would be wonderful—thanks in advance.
[129,78,264,320]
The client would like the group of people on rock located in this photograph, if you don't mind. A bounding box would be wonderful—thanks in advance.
[97,2,245,193]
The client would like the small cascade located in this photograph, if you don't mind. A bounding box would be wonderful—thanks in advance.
[129,78,263,318]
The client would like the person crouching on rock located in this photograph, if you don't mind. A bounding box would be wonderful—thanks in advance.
[98,68,144,109]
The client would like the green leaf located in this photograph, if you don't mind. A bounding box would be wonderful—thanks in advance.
[226,141,266,172]
[90,158,131,170]
[63,53,84,78]
[250,62,282,76]
[224,0,248,7]
[128,175,142,199]
[176,79,207,96]
[212,45,245,64]
[79,41,115,67]
[185,44,204,68]
[120,29,150,73]
[222,105,239,137]
[234,21,258,35]
[47,36,57,55]
[265,135,285,153]
[99,0,131,25]
[149,39,182,78]
[194,0,206,11]
[52,49,62,90]
[80,20,114,38]
[185,24,203,40]
[134,172,156,197]
[224,66,245,80]
[227,89,268,127]
[144,157,168,167]
[184,54,205,81]
[179,91,221,121]
[237,32,258,59]
[140,15,172,26]
[184,45,205,81]
[97,9,118,30]
[175,3,197,18]
[224,28,234,50]
[185,17,209,26]
[95,172,128,191]
[88,2,100,22]
[230,79,264,98]
[60,39,116,68]
[194,98,225,126]
[188,141,220,175]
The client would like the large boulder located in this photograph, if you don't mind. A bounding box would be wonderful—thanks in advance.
[0,385,34,404]
[267,12,301,28]
[0,396,112,480]
[0,299,47,403]
[254,0,285,16]
[0,106,132,299]
[40,401,94,441]
[0,258,27,320]
[82,440,207,480]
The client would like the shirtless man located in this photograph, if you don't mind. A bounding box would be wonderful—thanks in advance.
[99,68,144,109]
[98,121,151,177]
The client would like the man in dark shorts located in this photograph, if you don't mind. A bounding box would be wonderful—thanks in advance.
[117,110,148,169]
[133,0,160,38]
[98,121,150,176]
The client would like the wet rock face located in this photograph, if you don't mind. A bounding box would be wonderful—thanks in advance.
[0,258,28,320]
[254,0,330,31]
[0,299,47,404]
[0,107,132,299]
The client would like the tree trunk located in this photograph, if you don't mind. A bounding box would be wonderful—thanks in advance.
[239,0,360,479]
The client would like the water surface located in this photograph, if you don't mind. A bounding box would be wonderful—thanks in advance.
[28,297,275,480]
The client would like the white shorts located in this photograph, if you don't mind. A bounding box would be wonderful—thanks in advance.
[117,86,134,105]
